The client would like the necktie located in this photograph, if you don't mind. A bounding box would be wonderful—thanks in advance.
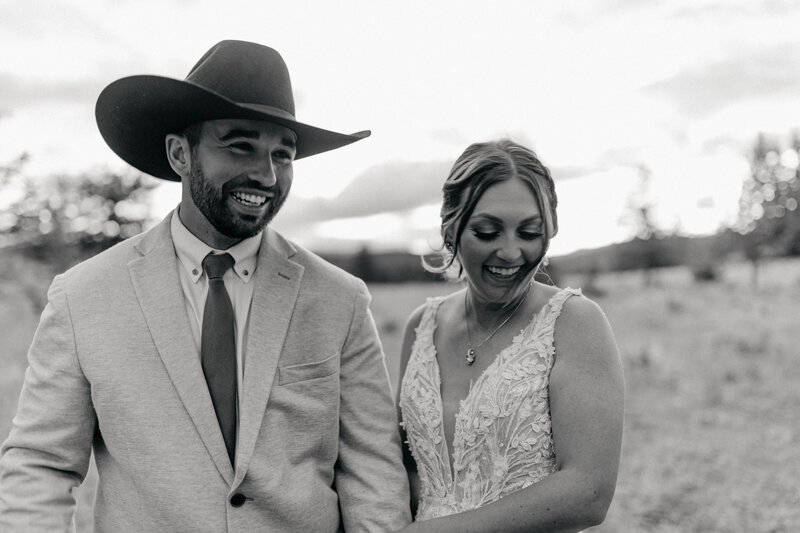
[201,252,237,465]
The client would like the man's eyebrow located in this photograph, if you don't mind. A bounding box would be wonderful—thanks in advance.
[219,128,260,141]
[218,129,297,150]
[281,135,297,150]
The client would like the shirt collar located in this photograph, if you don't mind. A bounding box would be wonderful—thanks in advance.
[170,209,262,284]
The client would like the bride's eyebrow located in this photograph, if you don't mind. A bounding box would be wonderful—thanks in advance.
[520,215,543,225]
[468,214,502,224]
[469,214,543,225]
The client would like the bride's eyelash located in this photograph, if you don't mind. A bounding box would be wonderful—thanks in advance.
[472,228,543,241]
[519,230,543,240]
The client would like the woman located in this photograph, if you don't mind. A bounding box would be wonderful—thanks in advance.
[396,139,624,532]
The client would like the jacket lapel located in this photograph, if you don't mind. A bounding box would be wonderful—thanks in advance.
[234,228,303,484]
[128,212,235,483]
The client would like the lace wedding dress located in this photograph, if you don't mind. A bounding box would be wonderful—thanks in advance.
[399,287,581,520]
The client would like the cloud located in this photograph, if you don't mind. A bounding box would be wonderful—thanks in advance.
[428,128,472,147]
[276,158,602,232]
[277,160,452,226]
[0,1,156,116]
[556,0,667,24]
[0,73,101,115]
[671,0,800,19]
[701,134,750,154]
[642,41,800,117]
[551,166,597,181]
[560,0,799,24]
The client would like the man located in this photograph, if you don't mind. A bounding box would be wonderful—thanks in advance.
[0,40,411,532]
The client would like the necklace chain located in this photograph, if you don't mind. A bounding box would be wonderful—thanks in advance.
[464,283,532,365]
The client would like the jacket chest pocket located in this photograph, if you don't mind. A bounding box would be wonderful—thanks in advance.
[278,352,339,385]
[270,352,340,464]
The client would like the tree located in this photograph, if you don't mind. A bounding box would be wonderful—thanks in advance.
[619,164,668,286]
[0,153,29,185]
[352,244,376,282]
[1,157,157,273]
[736,131,800,284]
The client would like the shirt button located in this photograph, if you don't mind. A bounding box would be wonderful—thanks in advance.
[230,493,247,507]
[192,268,198,275]
[243,269,249,276]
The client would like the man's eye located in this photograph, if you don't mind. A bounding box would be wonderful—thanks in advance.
[274,150,293,161]
[230,143,253,152]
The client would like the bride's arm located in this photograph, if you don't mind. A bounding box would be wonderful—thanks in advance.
[395,304,427,519]
[398,295,625,533]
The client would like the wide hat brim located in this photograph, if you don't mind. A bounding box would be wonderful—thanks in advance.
[96,75,370,181]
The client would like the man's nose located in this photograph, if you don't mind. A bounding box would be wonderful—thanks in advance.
[249,158,277,187]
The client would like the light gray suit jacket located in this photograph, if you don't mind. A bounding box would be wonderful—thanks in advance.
[0,212,411,532]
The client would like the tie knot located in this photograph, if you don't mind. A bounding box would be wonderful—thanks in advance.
[203,253,234,280]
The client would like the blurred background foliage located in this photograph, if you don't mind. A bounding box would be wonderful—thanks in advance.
[0,156,156,274]
[1,129,799,297]
[736,131,800,283]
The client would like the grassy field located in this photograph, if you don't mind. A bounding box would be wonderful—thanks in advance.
[2,254,799,531]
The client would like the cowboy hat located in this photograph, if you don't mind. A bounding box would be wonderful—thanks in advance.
[95,40,370,181]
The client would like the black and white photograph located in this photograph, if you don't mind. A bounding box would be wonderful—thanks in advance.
[1,1,798,531]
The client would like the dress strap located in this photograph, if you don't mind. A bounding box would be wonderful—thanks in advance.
[415,296,445,339]
[527,287,582,341]
[409,296,445,358]
[549,287,582,316]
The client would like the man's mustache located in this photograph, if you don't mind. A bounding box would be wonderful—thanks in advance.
[221,178,280,197]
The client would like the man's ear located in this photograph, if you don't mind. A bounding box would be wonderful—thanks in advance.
[165,134,191,177]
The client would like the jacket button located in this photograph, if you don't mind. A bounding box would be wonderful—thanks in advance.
[230,493,247,507]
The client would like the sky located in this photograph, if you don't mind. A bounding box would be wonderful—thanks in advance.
[1,0,799,256]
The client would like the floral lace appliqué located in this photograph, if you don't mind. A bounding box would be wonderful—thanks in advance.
[399,288,581,520]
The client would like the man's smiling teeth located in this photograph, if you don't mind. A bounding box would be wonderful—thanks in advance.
[487,266,521,277]
[231,192,268,207]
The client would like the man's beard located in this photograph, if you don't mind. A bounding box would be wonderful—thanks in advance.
[188,159,288,240]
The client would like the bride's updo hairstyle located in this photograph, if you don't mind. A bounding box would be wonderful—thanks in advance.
[423,139,558,281]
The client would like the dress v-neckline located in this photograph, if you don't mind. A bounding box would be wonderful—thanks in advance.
[429,289,561,484]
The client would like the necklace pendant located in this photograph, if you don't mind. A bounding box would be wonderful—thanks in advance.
[466,348,475,365]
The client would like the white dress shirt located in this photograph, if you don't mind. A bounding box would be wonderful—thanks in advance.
[170,210,261,412]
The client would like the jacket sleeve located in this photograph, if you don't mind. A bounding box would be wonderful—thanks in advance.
[0,274,96,532]
[335,280,412,532]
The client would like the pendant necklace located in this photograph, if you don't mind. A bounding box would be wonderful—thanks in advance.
[464,283,532,365]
